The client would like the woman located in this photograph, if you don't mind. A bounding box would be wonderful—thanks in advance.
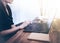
[0,0,24,42]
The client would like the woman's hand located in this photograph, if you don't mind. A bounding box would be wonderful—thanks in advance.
[11,24,24,30]
[11,21,31,30]
[18,21,31,29]
[11,25,16,28]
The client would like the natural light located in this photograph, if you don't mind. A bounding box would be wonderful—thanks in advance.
[9,0,60,24]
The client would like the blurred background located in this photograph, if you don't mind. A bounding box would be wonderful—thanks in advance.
[9,0,60,28]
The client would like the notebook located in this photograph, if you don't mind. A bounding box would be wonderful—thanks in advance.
[28,33,50,42]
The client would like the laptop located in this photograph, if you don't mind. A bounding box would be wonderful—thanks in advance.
[27,17,55,42]
[24,22,49,33]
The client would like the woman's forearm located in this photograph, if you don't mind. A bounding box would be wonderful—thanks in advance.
[0,21,30,36]
[0,26,22,36]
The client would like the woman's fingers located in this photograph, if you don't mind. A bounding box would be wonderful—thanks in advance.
[19,21,31,29]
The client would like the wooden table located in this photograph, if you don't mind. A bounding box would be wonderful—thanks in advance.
[6,30,50,43]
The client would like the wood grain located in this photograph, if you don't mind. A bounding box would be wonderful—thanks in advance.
[6,30,49,43]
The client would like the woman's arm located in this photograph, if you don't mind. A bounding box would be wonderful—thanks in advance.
[0,25,23,36]
[0,21,30,36]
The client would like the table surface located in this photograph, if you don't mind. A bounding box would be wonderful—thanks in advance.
[6,30,50,43]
